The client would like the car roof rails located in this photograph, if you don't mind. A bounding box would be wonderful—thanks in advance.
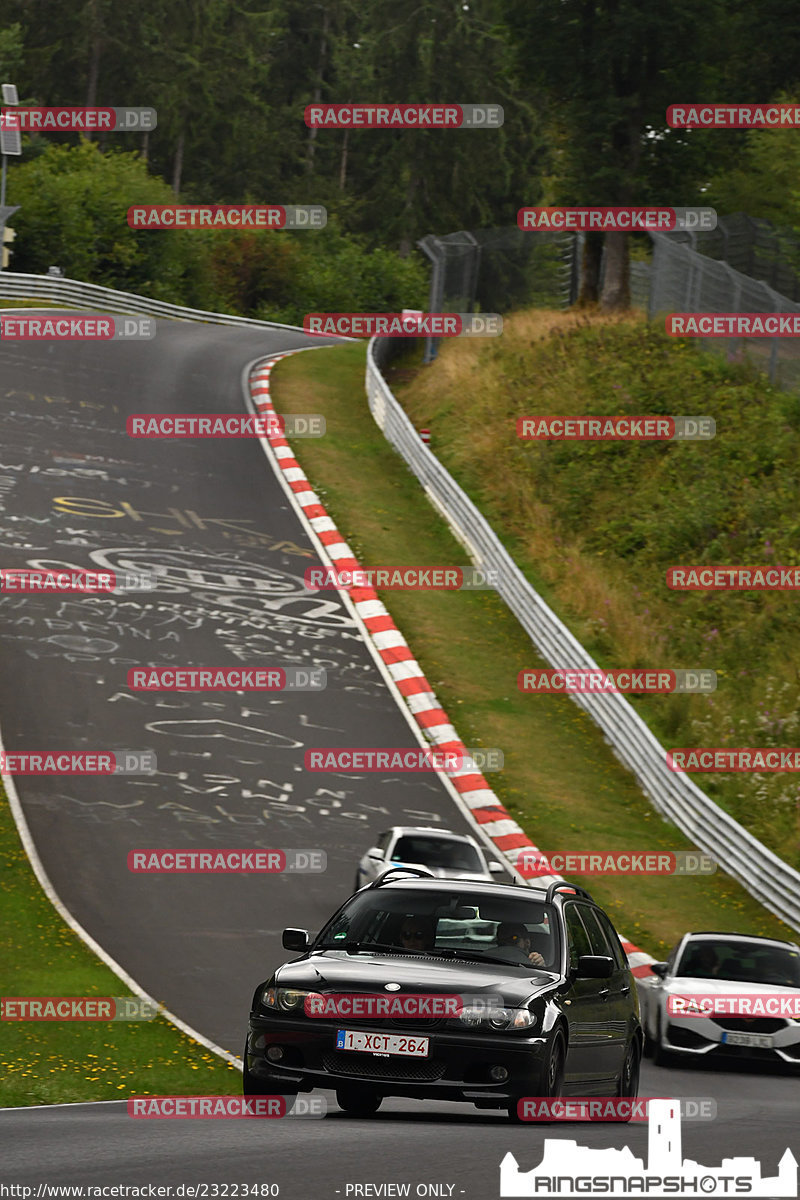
[545,881,595,903]
[372,866,436,886]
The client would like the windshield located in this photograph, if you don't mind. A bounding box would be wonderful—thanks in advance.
[316,888,560,969]
[676,939,800,986]
[390,836,484,872]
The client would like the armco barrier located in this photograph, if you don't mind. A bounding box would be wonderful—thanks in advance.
[365,335,800,935]
[0,271,310,333]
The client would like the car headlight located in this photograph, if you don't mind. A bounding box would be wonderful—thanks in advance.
[458,1006,537,1030]
[261,987,312,1012]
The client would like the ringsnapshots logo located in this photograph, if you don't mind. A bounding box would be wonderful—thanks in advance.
[518,669,717,694]
[668,748,800,772]
[304,103,503,129]
[668,565,800,590]
[518,207,717,232]
[127,667,326,692]
[0,751,156,775]
[0,315,156,340]
[1,997,159,1021]
[127,1096,326,1119]
[501,1099,796,1197]
[304,566,499,590]
[668,103,800,128]
[127,205,326,229]
[517,416,715,440]
[0,107,156,132]
[303,312,502,337]
[518,850,717,877]
[0,568,156,593]
[128,849,326,873]
[667,313,800,337]
[127,413,325,438]
[304,747,503,772]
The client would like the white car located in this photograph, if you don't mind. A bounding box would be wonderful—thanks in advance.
[353,826,505,891]
[640,931,800,1069]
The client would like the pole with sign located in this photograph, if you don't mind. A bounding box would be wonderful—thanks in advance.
[0,83,22,272]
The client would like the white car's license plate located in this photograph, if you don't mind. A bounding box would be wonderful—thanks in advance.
[336,1029,430,1057]
[721,1031,774,1048]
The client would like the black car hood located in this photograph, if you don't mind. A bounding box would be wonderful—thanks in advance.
[274,951,559,1006]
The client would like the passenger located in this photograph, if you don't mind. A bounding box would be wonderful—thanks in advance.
[399,916,436,952]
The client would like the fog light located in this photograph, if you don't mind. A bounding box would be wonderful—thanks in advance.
[489,1065,508,1083]
[267,1046,285,1062]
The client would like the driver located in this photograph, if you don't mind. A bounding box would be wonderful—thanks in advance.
[495,922,546,967]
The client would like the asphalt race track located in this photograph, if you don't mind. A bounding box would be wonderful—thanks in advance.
[1,318,799,1194]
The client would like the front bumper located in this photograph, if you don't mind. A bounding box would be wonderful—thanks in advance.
[246,1014,550,1102]
[662,1015,800,1065]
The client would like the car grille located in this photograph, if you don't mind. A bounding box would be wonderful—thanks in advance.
[711,1017,787,1034]
[388,1018,445,1030]
[321,1051,445,1082]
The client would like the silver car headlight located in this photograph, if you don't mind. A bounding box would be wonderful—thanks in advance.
[261,986,312,1012]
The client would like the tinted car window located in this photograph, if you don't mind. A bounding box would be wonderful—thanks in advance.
[316,888,560,965]
[579,905,616,959]
[564,903,593,969]
[376,831,393,853]
[594,909,628,969]
[390,836,483,872]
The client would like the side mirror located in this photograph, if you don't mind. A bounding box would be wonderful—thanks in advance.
[650,962,669,979]
[488,861,505,874]
[282,928,310,951]
[366,847,384,860]
[576,954,614,979]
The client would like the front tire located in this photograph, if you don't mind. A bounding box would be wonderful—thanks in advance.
[336,1084,382,1116]
[507,1029,565,1122]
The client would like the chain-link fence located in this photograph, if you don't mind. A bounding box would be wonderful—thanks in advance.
[636,232,800,392]
[666,211,800,302]
[417,226,577,361]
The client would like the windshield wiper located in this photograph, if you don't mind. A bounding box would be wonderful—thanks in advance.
[435,948,530,967]
[337,941,405,955]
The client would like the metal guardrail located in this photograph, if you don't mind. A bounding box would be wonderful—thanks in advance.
[0,271,309,333]
[365,337,800,935]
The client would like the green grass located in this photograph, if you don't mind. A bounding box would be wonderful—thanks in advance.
[0,785,240,1106]
[269,335,798,959]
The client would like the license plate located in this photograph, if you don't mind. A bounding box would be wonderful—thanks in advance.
[336,1029,430,1057]
[721,1031,774,1048]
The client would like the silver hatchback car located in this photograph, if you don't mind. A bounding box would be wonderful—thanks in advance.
[354,826,506,891]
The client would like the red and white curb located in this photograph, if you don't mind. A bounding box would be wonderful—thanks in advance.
[248,351,657,982]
